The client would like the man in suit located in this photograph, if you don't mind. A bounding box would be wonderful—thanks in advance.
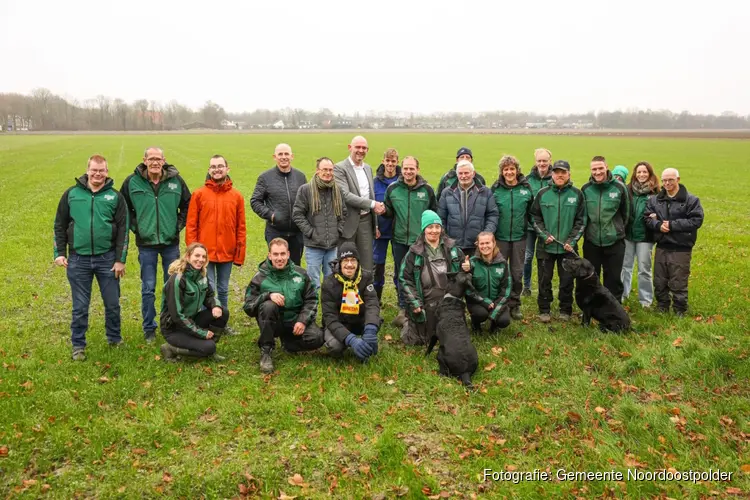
[334,135,385,275]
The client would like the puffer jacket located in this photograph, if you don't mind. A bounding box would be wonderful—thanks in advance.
[644,184,704,251]
[185,176,246,265]
[292,182,347,250]
[250,166,307,234]
[320,262,380,343]
[437,183,499,248]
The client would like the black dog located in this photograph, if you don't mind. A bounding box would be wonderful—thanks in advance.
[426,272,479,387]
[562,257,631,332]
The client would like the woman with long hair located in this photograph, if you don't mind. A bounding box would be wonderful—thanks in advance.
[464,232,512,332]
[159,242,229,362]
[622,161,660,307]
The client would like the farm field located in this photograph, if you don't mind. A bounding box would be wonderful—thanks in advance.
[0,132,748,498]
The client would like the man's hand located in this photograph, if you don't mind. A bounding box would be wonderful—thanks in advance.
[112,262,125,279]
[375,228,381,239]
[54,256,68,268]
[488,302,495,310]
[563,243,573,253]
[461,255,471,272]
[271,213,275,224]
[660,221,670,233]
[292,322,306,336]
[413,306,422,314]
[212,307,222,318]
[545,235,555,244]
[270,293,285,307]
[373,202,386,215]
[206,331,214,339]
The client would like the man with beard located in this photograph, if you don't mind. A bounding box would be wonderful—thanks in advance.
[372,148,401,303]
[185,155,246,334]
[581,155,632,301]
[251,143,307,265]
[121,146,191,343]
[334,135,384,276]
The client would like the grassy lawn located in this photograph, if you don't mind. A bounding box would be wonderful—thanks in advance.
[0,132,748,498]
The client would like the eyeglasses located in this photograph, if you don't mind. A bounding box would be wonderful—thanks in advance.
[661,178,677,183]
[209,165,227,170]
[146,157,164,163]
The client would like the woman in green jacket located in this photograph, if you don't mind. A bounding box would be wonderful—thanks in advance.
[465,232,511,332]
[159,242,229,362]
[622,162,660,307]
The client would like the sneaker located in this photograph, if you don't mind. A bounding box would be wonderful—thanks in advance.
[391,309,407,328]
[71,348,86,361]
[108,339,125,347]
[538,313,551,324]
[559,313,571,322]
[510,307,523,321]
[144,331,156,344]
[259,347,274,374]
[522,288,532,297]
[224,326,240,336]
[674,310,686,318]
[160,343,179,363]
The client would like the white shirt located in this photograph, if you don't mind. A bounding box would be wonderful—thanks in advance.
[352,162,374,214]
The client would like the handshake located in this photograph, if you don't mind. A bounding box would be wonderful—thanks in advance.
[373,202,386,215]
[345,324,379,362]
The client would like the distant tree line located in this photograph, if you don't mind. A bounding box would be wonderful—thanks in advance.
[2,88,749,131]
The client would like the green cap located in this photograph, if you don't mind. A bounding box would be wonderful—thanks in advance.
[421,210,442,232]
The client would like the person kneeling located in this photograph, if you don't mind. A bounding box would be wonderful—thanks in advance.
[160,243,229,362]
[321,242,381,362]
[244,238,324,373]
[464,232,512,332]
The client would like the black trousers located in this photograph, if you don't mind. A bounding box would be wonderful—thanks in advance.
[537,250,575,315]
[163,306,229,357]
[654,248,692,313]
[498,239,526,309]
[583,239,625,301]
[467,302,511,330]
[265,228,304,266]
[256,300,324,351]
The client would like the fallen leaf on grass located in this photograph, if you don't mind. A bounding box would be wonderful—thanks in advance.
[505,465,518,471]
[359,465,371,475]
[740,464,750,473]
[619,351,632,358]
[287,474,309,488]
[384,335,392,341]
[566,411,582,423]
[0,445,8,457]
[131,448,147,456]
[595,406,607,414]
[726,487,744,495]
[491,346,503,356]
[19,380,33,390]
[227,370,239,376]
[672,337,683,348]
[278,491,297,500]
[154,355,161,361]
[162,472,172,483]
[354,434,364,442]
[98,376,110,384]
[484,362,497,371]
[358,394,369,404]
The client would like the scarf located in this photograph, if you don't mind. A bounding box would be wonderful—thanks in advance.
[335,267,362,315]
[631,179,655,195]
[310,174,343,216]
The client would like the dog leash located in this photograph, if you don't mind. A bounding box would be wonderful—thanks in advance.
[550,236,581,258]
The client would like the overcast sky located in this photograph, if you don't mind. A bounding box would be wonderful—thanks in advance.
[2,0,747,115]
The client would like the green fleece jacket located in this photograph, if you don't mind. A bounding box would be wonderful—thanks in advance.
[243,258,318,325]
[383,176,438,245]
[491,174,534,242]
[467,251,512,320]
[530,180,587,254]
[160,267,219,338]
[581,171,632,247]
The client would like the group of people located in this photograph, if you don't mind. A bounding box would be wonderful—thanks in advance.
[53,137,705,372]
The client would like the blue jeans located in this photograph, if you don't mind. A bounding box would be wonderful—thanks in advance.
[66,250,121,349]
[621,240,654,306]
[138,243,180,333]
[305,246,338,289]
[207,262,233,309]
[523,230,538,290]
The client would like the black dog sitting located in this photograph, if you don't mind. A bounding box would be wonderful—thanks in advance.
[426,272,479,387]
[562,256,631,332]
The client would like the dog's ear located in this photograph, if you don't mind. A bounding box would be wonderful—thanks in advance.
[446,272,458,281]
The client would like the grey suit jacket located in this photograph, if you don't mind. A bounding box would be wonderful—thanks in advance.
[334,157,377,239]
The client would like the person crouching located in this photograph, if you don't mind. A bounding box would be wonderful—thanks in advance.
[159,242,229,362]
[321,242,381,362]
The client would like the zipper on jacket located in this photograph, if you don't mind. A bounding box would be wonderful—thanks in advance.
[598,188,603,245]
[556,189,562,253]
[152,181,162,245]
[90,193,95,255]
[406,187,411,243]
[285,176,292,231]
[487,265,493,302]
[509,188,514,238]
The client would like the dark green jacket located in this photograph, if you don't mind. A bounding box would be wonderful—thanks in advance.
[120,163,191,248]
[525,167,552,231]
[626,188,656,242]
[160,267,218,338]
[581,171,632,247]
[491,174,534,242]
[530,180,587,254]
[467,251,512,319]
[436,165,486,201]
[383,176,438,245]
[399,234,464,322]
[53,175,129,261]
[243,258,318,325]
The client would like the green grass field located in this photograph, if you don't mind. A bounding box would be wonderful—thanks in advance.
[0,132,748,498]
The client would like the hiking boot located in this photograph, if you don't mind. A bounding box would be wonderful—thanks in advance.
[259,346,274,374]
[391,309,407,328]
[71,348,86,361]
[471,318,483,333]
[522,288,532,297]
[211,352,227,362]
[538,313,551,324]
[510,307,523,321]
[559,313,571,322]
[144,330,156,344]
[160,343,179,363]
[674,310,686,318]
[224,326,240,336]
